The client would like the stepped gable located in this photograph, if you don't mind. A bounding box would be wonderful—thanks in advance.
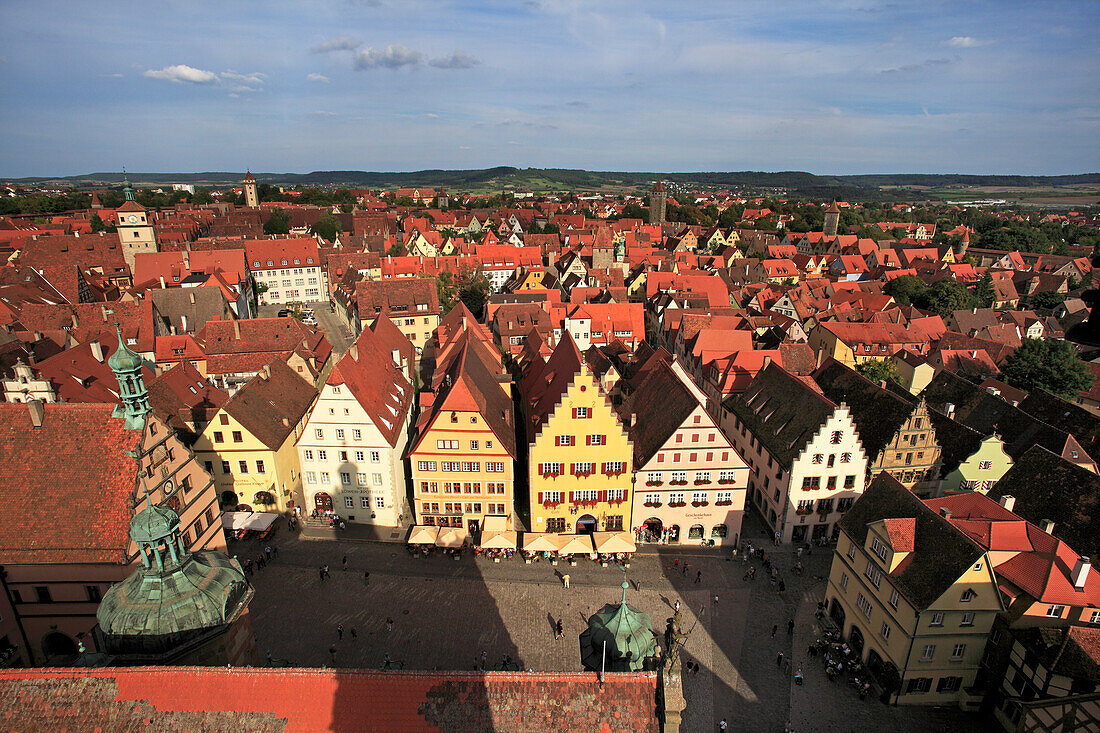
[812,359,919,463]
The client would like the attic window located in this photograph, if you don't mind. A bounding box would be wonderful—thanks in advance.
[293,259,300,265]
[267,260,274,266]
[281,260,288,266]
[253,261,261,267]
[307,258,315,264]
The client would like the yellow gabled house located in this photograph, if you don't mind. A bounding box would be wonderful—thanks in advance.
[520,333,633,535]
[193,359,316,513]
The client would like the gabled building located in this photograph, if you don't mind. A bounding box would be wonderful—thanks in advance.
[296,322,413,529]
[354,277,440,355]
[407,340,517,533]
[721,363,868,544]
[245,237,325,305]
[521,334,632,535]
[826,474,1004,708]
[620,358,749,546]
[192,359,316,514]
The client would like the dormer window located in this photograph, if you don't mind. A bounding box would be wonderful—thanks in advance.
[961,589,975,603]
[871,536,889,562]
[281,260,288,266]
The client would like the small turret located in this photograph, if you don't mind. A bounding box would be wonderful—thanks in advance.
[824,200,840,237]
[109,324,149,430]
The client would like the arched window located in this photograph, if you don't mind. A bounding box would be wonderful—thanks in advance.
[711,524,728,538]
[688,524,704,539]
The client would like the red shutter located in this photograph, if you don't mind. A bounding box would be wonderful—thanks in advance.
[571,435,576,446]
[601,434,607,444]
[586,435,591,446]
[622,489,629,503]
[600,462,606,473]
[569,491,575,502]
[537,463,543,474]
[554,436,560,447]
[570,463,575,475]
[538,492,544,504]
[572,407,577,419]
[599,490,607,502]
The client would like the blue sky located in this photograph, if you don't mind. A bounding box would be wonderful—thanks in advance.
[1,0,1097,177]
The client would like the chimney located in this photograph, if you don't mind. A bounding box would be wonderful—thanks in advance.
[27,399,44,428]
[73,230,80,238]
[998,495,1016,512]
[1041,519,1056,534]
[939,507,952,519]
[189,291,195,305]
[71,314,79,328]
[90,340,104,362]
[281,417,290,427]
[259,365,270,381]
[1072,557,1091,590]
[180,314,188,332]
[944,402,956,418]
[233,320,241,340]
[101,306,109,322]
[160,276,166,289]
[972,307,977,314]
[630,413,638,428]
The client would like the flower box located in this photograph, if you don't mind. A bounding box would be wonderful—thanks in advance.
[542,472,561,479]
[694,480,710,486]
[669,480,687,486]
[717,479,735,485]
[691,501,709,508]
[645,481,664,487]
[715,500,733,506]
[605,470,626,477]
[542,501,561,508]
[668,502,687,508]
[796,508,813,515]
[643,501,662,508]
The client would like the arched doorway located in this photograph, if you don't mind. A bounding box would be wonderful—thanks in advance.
[829,597,846,629]
[220,490,238,508]
[575,514,597,534]
[643,517,662,542]
[849,625,865,658]
[314,492,333,513]
[253,491,275,507]
[688,524,704,540]
[792,525,807,544]
[667,524,681,543]
[41,632,78,660]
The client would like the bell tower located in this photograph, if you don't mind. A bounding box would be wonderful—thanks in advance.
[109,325,149,430]
[243,171,259,208]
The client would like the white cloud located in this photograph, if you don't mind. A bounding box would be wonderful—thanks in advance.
[222,70,266,86]
[354,44,423,70]
[946,36,991,48]
[425,113,440,118]
[307,73,330,83]
[312,35,361,53]
[143,64,219,84]
[428,51,479,69]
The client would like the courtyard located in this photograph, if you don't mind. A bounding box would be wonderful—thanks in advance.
[238,515,993,733]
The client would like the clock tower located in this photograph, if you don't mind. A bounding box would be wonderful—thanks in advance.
[117,175,157,272]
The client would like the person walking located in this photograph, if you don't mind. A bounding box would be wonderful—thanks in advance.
[318,566,325,582]
[555,619,564,639]
[712,594,719,606]
[323,564,330,579]
[265,546,272,562]
[364,570,370,585]
[695,570,702,584]
[771,624,778,638]
[350,627,357,641]
[480,650,487,669]
[385,617,394,631]
[674,599,681,612]
[783,658,791,676]
[337,624,344,640]
[718,719,727,732]
[342,555,348,571]
[776,651,784,667]
[562,574,570,589]
[272,545,279,559]
[787,618,795,635]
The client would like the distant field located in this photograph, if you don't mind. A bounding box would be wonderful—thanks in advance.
[919,184,1100,206]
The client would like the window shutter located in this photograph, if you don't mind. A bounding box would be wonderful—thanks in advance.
[538,492,544,504]
[555,436,560,447]
[601,434,606,443]
[600,462,606,473]
[537,463,543,474]
[599,490,607,502]
[572,407,577,419]
[586,435,591,446]
[622,489,629,502]
[569,491,575,502]
[570,463,575,475]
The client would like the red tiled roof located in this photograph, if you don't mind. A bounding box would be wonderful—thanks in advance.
[0,403,141,564]
[328,328,413,448]
[0,667,659,733]
[881,517,916,552]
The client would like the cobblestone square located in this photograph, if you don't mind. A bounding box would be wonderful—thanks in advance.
[241,517,993,733]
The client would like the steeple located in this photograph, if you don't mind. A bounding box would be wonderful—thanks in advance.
[122,168,135,202]
[579,580,658,672]
[109,324,149,429]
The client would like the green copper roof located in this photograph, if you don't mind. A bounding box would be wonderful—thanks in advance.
[129,503,179,545]
[108,325,143,372]
[579,581,657,672]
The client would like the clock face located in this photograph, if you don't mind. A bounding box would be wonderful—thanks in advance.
[127,215,138,223]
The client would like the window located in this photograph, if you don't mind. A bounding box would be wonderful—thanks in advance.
[220,414,229,425]
[889,589,900,609]
[930,612,944,626]
[315,428,324,439]
[1089,610,1100,625]
[370,451,380,462]
[34,586,52,603]
[575,407,589,419]
[471,440,479,450]
[376,497,385,508]
[304,450,314,461]
[812,453,824,464]
[978,460,992,470]
[318,450,327,460]
[213,431,224,443]
[1046,605,1065,618]
[669,492,685,504]
[357,473,367,485]
[486,462,505,473]
[588,434,605,446]
[256,460,266,473]
[85,585,101,602]
[344,496,354,508]
[339,451,348,461]
[320,471,330,483]
[880,622,891,641]
[871,537,888,562]
[865,563,883,589]
[336,429,345,439]
[557,435,574,446]
[341,472,351,485]
[840,572,848,589]
[830,430,843,444]
[840,452,852,463]
[437,440,459,450]
[221,460,231,474]
[961,612,974,626]
[607,489,625,502]
[950,643,966,661]
[797,499,814,513]
[353,429,362,440]
[961,589,975,603]
[856,593,872,619]
[355,451,364,462]
[238,460,249,474]
[573,462,595,476]
[232,430,243,443]
[203,460,214,473]
[827,454,835,468]
[692,492,708,504]
[905,678,932,694]
[844,475,856,489]
[716,490,733,504]
[937,677,962,693]
[920,644,936,662]
[847,542,856,559]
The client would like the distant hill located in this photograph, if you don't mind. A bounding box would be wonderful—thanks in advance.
[6,168,1099,203]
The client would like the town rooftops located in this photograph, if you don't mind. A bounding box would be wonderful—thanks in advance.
[326,327,413,448]
[221,359,315,449]
[619,359,703,466]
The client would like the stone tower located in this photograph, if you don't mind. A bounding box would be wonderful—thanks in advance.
[824,200,840,237]
[243,171,259,208]
[95,499,257,666]
[956,229,971,260]
[648,181,667,225]
[592,225,614,271]
[109,325,149,430]
[579,581,659,672]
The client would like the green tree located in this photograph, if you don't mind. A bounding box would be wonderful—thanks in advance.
[386,242,404,257]
[856,359,899,385]
[263,208,290,235]
[1000,338,1093,399]
[1029,290,1066,310]
[974,273,995,308]
[192,187,214,205]
[432,271,458,315]
[922,278,976,317]
[458,273,492,319]
[883,275,927,306]
[90,213,106,233]
[310,214,342,242]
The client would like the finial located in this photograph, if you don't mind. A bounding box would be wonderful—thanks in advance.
[621,580,630,605]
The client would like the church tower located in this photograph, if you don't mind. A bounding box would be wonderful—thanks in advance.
[823,200,840,237]
[116,174,158,272]
[95,498,257,666]
[648,181,667,225]
[243,171,259,208]
[109,325,149,430]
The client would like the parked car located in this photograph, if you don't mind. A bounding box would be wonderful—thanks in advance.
[302,315,317,325]
[277,309,291,318]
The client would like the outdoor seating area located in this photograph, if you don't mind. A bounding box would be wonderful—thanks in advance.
[405,525,636,567]
[222,511,279,541]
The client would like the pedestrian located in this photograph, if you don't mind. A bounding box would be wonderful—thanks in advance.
[692,662,700,676]
[562,574,570,588]
[796,546,803,559]
[319,566,325,582]
[364,570,370,585]
[778,579,786,593]
[682,564,688,576]
[718,719,727,732]
[712,594,719,606]
[776,651,784,667]
[323,564,330,578]
[771,624,778,638]
[329,645,336,664]
[695,570,702,584]
[257,554,265,569]
[787,618,795,635]
[783,658,791,676]
[674,599,681,612]
[555,619,563,639]
[337,624,344,640]
[273,545,279,558]
[480,650,487,669]
[342,555,348,571]
[774,531,780,546]
[385,617,393,631]
[350,627,357,641]
[245,559,253,576]
[674,558,680,567]
[265,545,272,561]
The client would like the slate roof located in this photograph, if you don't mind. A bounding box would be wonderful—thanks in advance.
[0,403,141,565]
[1018,390,1100,463]
[986,445,1100,559]
[221,359,316,450]
[0,667,659,733]
[619,360,700,466]
[839,474,987,610]
[724,362,838,468]
[812,360,919,463]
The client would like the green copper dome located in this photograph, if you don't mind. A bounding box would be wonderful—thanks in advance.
[129,503,180,545]
[108,326,143,372]
[580,581,658,672]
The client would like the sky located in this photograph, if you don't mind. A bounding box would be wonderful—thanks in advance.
[0,0,1098,177]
